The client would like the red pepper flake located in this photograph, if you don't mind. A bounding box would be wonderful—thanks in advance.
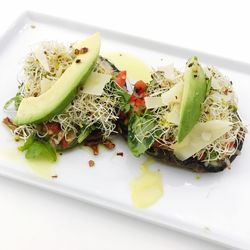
[80,47,88,54]
[75,49,80,55]
[223,88,229,95]
[88,160,95,167]
[116,152,124,156]
[75,59,81,64]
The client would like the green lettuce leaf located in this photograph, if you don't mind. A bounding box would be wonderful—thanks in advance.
[128,113,160,157]
[18,136,57,162]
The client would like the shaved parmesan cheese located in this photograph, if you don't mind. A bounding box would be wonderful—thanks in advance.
[145,81,183,109]
[158,64,176,81]
[34,48,50,72]
[164,104,180,125]
[40,78,54,93]
[145,96,164,109]
[173,120,232,161]
[82,72,112,96]
[161,81,183,105]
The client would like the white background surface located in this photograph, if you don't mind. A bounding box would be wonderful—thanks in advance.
[0,1,249,249]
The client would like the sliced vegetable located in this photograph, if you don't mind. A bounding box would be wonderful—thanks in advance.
[16,33,101,125]
[177,57,208,143]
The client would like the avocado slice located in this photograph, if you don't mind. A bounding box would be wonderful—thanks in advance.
[15,33,101,125]
[177,56,207,143]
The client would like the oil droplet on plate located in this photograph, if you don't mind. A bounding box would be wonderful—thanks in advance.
[102,51,152,82]
[130,157,164,208]
[0,147,56,179]
[27,160,56,179]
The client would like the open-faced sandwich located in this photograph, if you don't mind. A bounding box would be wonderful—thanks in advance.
[118,56,246,172]
[3,33,129,161]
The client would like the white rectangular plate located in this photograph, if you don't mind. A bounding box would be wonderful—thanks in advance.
[0,11,249,250]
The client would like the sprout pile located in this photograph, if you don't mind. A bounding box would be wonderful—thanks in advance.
[6,41,123,144]
[134,64,246,163]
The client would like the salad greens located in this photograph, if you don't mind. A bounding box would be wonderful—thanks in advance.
[19,135,57,162]
[128,112,160,157]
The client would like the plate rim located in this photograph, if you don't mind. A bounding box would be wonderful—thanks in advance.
[0,10,248,250]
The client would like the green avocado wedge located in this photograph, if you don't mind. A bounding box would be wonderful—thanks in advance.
[15,33,101,125]
[177,56,208,143]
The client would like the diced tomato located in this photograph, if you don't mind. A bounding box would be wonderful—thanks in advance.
[116,71,127,87]
[129,95,137,104]
[133,105,140,113]
[129,94,145,113]
[61,137,69,150]
[135,97,145,107]
[138,91,148,98]
[46,122,61,135]
[134,80,147,95]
